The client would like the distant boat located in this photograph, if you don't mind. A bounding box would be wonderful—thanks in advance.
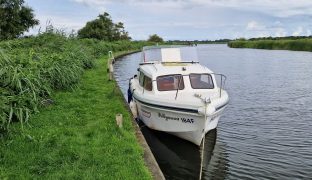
[128,46,229,146]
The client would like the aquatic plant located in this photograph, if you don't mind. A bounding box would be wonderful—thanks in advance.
[228,38,312,52]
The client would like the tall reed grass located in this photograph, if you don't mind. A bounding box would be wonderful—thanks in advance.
[228,39,312,52]
[0,32,150,131]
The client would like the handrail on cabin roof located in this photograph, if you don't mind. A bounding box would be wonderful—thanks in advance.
[142,45,193,51]
[139,61,199,66]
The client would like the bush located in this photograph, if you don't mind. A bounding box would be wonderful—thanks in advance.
[148,34,164,43]
[77,12,131,41]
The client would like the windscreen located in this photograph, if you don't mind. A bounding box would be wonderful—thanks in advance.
[143,46,198,62]
[189,74,214,89]
[157,75,184,91]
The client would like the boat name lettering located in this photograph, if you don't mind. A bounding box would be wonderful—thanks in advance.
[141,109,151,118]
[158,113,194,123]
[158,113,179,121]
[181,118,194,123]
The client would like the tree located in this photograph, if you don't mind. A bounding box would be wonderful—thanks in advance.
[78,12,131,41]
[148,34,163,43]
[0,0,39,40]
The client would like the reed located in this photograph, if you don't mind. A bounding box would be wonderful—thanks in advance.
[228,38,312,52]
[0,32,151,131]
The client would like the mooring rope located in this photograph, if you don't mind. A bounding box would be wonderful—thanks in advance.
[199,134,205,180]
[199,100,208,180]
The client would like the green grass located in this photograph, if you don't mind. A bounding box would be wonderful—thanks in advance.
[0,52,152,179]
[0,32,152,131]
[228,38,312,52]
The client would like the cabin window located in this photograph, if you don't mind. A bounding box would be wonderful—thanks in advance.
[143,76,153,91]
[139,71,153,91]
[189,74,214,89]
[157,75,184,91]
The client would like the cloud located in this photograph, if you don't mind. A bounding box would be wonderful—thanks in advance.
[246,21,266,31]
[25,14,86,36]
[244,20,290,38]
[25,0,312,40]
[292,26,304,36]
[71,0,108,7]
[71,0,312,17]
[274,28,287,37]
[71,0,191,11]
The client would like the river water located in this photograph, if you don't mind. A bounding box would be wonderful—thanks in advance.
[114,44,312,180]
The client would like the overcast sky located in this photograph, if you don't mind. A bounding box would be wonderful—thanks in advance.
[25,0,312,40]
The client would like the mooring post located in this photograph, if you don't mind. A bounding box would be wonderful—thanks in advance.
[108,50,115,74]
[116,114,123,128]
[109,60,114,81]
[107,58,111,72]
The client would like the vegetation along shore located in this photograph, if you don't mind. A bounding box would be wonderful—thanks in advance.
[0,0,161,178]
[228,36,312,52]
[0,32,154,179]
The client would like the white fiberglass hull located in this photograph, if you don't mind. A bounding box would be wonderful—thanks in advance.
[134,97,226,146]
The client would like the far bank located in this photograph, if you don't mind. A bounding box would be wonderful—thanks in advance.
[228,38,312,52]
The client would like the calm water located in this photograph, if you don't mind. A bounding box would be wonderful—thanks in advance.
[114,44,312,179]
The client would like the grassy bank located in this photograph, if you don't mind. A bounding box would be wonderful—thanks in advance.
[0,32,150,131]
[0,51,152,179]
[228,38,312,51]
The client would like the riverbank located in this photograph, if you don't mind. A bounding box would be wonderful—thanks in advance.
[0,51,153,179]
[228,39,312,51]
[0,32,152,131]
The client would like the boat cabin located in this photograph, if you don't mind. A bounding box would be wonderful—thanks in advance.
[137,62,217,94]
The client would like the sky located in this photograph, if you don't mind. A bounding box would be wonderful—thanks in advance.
[25,0,312,40]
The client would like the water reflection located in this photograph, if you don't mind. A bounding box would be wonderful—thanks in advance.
[137,119,229,179]
[202,131,229,180]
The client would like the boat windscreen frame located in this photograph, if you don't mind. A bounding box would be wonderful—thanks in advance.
[156,74,185,91]
[189,73,215,89]
[138,70,153,92]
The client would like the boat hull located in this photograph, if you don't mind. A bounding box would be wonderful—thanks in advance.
[134,97,226,146]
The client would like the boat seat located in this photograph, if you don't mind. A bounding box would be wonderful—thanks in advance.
[158,82,175,91]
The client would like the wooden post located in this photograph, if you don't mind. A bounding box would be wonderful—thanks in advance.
[116,114,123,128]
[107,58,111,72]
[107,50,114,72]
[109,60,114,81]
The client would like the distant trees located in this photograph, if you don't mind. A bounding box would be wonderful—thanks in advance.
[77,12,131,41]
[148,34,163,43]
[0,0,39,40]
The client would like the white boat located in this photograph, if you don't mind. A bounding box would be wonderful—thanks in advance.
[128,46,229,146]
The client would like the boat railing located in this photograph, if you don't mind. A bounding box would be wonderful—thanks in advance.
[142,45,190,51]
[139,61,199,66]
[211,73,227,98]
[172,73,227,98]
